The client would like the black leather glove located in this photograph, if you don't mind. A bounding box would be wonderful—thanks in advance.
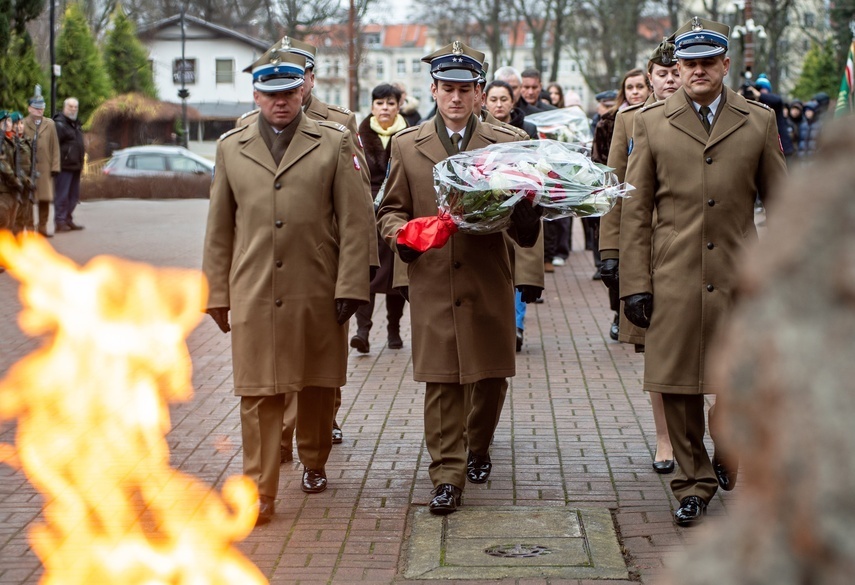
[517,285,543,304]
[623,293,653,329]
[510,199,543,246]
[600,258,619,292]
[335,298,366,325]
[370,265,378,281]
[397,242,422,264]
[206,307,231,333]
[395,286,409,302]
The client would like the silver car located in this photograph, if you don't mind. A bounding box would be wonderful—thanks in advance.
[100,145,214,198]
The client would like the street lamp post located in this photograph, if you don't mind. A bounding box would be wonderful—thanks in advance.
[178,6,189,148]
[50,0,56,117]
[731,0,767,86]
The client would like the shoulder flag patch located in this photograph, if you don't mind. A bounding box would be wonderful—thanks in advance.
[356,132,364,149]
[627,137,634,156]
[353,154,361,171]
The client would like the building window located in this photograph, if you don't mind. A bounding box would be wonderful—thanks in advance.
[333,89,342,105]
[173,58,196,84]
[215,59,234,84]
[376,59,385,77]
[412,58,421,73]
[332,59,341,77]
[397,59,406,75]
[804,12,815,27]
[364,32,381,47]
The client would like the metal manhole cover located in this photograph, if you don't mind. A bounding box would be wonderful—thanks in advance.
[484,543,553,558]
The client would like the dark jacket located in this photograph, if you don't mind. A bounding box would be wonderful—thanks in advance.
[592,110,616,165]
[53,113,85,172]
[358,115,397,197]
[508,107,538,139]
[758,91,794,156]
[516,98,555,116]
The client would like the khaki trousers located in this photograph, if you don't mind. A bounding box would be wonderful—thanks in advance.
[661,393,719,503]
[282,387,341,454]
[425,378,505,488]
[464,378,508,455]
[243,387,335,498]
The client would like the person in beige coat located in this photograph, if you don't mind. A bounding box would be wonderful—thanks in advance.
[619,17,787,527]
[377,41,541,515]
[22,87,60,237]
[202,51,374,526]
[599,39,681,475]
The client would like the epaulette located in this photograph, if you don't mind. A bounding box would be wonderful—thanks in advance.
[318,121,347,132]
[239,108,259,120]
[639,100,666,113]
[330,104,352,115]
[623,102,646,113]
[746,98,770,110]
[491,125,518,137]
[395,126,420,137]
[219,126,247,141]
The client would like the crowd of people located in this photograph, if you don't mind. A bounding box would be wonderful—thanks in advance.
[197,17,812,530]
[0,90,87,258]
[0,14,813,531]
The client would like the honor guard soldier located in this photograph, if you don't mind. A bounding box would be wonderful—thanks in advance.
[0,111,24,234]
[377,41,542,515]
[619,17,787,526]
[202,49,374,526]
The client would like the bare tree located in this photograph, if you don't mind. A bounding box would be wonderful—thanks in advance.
[512,0,555,73]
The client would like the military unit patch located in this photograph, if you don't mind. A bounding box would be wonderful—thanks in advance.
[627,138,634,156]
[353,154,361,171]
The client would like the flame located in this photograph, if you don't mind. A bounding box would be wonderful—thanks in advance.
[0,232,267,585]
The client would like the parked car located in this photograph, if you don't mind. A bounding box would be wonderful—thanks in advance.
[97,145,214,199]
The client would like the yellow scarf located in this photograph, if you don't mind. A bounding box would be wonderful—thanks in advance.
[369,114,407,148]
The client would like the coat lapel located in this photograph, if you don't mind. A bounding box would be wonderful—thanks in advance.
[665,88,708,146]
[238,121,277,175]
[705,88,748,151]
[276,115,321,178]
[413,120,450,165]
[466,119,500,150]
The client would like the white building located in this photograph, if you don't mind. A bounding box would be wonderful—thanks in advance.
[138,15,268,142]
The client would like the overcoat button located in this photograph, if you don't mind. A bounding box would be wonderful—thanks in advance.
[708,199,715,207]
[707,242,714,249]
[275,220,283,228]
[454,299,461,307]
[707,284,714,292]
[275,299,283,307]
[453,261,461,269]
[276,260,283,267]
[705,157,713,164]
[274,182,282,189]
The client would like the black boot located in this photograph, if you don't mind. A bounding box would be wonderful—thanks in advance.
[387,324,403,349]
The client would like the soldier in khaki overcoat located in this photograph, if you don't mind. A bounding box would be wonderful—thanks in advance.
[202,51,374,526]
[598,39,682,475]
[237,37,376,453]
[22,86,60,237]
[377,41,542,514]
[619,17,787,527]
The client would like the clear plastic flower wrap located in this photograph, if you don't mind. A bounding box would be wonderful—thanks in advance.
[525,108,593,147]
[396,140,633,253]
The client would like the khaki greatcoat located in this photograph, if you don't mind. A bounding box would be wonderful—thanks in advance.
[377,119,527,384]
[23,116,60,203]
[620,87,787,395]
[203,114,374,396]
[599,100,648,345]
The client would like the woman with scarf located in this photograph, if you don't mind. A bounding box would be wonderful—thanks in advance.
[351,84,409,353]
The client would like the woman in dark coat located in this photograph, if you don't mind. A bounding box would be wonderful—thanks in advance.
[351,84,409,353]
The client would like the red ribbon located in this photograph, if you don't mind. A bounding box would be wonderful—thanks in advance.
[396,213,460,252]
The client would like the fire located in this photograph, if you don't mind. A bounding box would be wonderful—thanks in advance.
[0,233,267,585]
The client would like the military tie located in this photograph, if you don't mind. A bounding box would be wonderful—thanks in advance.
[699,105,712,135]
[450,132,462,154]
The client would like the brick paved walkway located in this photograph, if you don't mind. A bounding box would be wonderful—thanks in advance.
[0,200,735,584]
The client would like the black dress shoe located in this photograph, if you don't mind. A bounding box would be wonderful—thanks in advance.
[515,328,523,353]
[256,495,275,526]
[652,459,675,474]
[609,313,619,340]
[280,446,293,463]
[55,223,72,233]
[674,495,707,526]
[67,221,85,230]
[350,334,369,353]
[301,468,327,493]
[332,427,343,444]
[429,483,462,515]
[467,451,493,483]
[713,455,738,491]
[387,331,403,349]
